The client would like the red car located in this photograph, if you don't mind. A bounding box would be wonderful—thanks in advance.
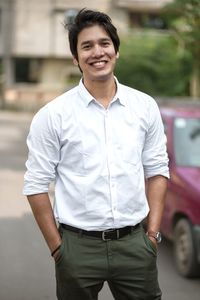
[159,102,200,278]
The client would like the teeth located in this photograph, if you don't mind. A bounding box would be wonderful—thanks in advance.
[92,61,105,67]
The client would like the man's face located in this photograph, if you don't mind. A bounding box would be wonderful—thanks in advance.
[74,25,119,83]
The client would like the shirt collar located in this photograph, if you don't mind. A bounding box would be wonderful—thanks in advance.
[113,77,126,107]
[78,79,94,106]
[78,77,126,107]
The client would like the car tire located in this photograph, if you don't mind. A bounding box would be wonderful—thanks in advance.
[174,218,200,278]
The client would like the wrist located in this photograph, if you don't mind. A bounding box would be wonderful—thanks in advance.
[49,236,62,256]
[146,231,162,243]
[51,244,61,257]
[48,234,62,253]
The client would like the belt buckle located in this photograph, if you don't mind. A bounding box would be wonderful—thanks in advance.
[102,229,119,241]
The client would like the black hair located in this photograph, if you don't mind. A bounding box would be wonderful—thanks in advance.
[64,8,120,60]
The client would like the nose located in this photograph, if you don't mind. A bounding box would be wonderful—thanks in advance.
[92,45,104,57]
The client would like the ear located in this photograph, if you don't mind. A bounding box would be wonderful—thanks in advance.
[116,51,119,59]
[73,57,79,66]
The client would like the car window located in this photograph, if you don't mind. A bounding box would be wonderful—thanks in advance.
[174,117,200,167]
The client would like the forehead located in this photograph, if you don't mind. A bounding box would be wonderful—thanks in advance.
[77,25,111,45]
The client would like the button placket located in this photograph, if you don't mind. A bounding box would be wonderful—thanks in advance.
[104,110,117,218]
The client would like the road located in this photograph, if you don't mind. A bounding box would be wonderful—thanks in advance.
[0,110,200,300]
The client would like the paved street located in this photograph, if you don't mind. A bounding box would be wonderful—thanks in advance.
[0,110,200,300]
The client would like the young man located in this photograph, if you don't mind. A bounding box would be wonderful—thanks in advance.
[23,9,169,300]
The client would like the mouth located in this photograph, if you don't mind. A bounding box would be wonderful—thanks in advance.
[89,60,107,68]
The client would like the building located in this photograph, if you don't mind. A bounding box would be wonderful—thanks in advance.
[0,0,172,110]
[116,0,172,29]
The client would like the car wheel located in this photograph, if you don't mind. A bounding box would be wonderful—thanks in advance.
[174,218,200,278]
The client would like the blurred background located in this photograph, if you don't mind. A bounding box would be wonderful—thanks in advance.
[0,0,199,110]
[0,0,200,299]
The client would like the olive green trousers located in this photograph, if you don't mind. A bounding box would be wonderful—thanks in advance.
[55,225,162,300]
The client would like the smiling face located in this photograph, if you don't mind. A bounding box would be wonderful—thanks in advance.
[73,25,119,85]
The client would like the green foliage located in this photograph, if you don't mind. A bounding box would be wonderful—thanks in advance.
[115,33,191,96]
[162,0,200,63]
[161,0,200,97]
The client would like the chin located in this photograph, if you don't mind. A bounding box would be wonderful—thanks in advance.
[92,71,113,81]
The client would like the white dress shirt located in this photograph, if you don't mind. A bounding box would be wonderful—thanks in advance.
[23,78,169,230]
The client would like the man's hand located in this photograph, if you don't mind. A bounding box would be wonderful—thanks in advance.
[51,244,62,261]
[147,235,158,249]
[27,193,62,256]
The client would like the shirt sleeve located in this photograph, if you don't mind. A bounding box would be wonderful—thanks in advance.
[142,99,169,179]
[23,105,61,195]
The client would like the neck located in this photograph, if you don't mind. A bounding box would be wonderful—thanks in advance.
[83,76,117,108]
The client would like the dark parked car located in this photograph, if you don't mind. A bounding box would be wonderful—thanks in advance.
[160,102,200,278]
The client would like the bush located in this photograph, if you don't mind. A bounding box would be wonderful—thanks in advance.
[115,32,192,97]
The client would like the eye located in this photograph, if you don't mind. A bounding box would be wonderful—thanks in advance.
[102,41,110,47]
[82,44,91,50]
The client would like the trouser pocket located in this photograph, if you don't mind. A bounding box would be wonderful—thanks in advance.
[55,226,66,265]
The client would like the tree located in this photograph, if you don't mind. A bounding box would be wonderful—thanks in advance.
[163,0,200,98]
[115,34,191,97]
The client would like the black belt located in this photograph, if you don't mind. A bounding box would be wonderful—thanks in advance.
[60,223,140,241]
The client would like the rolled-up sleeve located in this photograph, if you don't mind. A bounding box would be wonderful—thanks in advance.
[23,106,60,195]
[142,100,169,179]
